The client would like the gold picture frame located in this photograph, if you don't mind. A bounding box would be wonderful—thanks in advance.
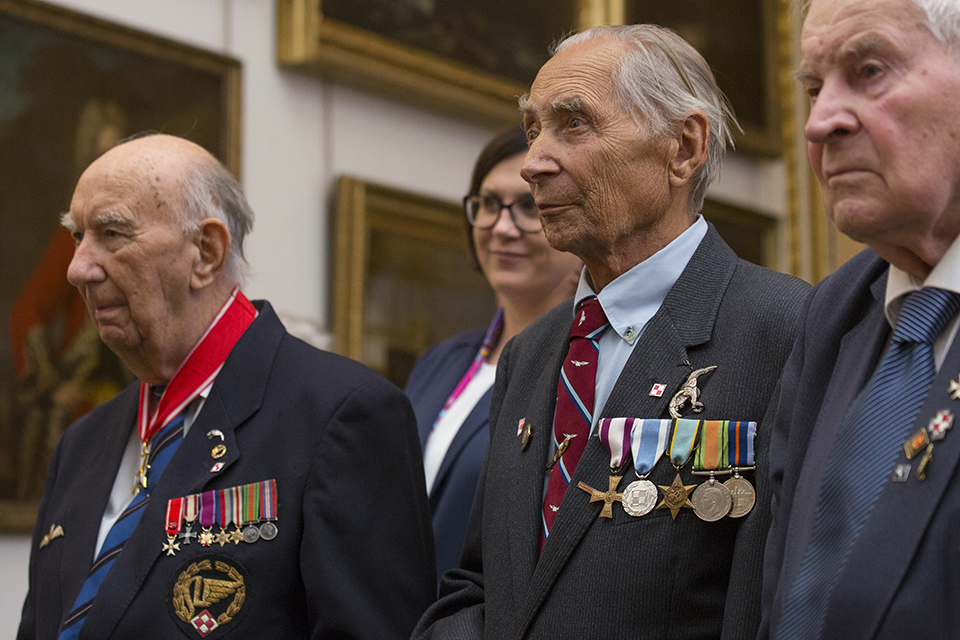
[333,176,496,388]
[0,0,241,533]
[277,0,782,155]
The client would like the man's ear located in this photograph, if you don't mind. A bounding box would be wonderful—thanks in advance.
[669,110,710,189]
[191,218,231,290]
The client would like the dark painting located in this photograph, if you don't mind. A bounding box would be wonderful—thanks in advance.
[0,0,239,531]
[321,0,577,86]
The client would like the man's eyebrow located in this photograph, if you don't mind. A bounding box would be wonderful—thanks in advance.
[552,96,585,113]
[93,211,131,228]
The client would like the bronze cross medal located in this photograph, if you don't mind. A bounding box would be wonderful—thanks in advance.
[578,475,623,518]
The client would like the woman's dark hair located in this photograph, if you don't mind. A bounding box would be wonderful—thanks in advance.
[465,125,530,270]
[468,125,529,197]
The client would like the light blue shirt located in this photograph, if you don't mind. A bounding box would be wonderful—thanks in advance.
[573,215,708,431]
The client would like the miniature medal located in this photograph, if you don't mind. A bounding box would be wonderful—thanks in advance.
[259,522,278,540]
[242,525,260,543]
[163,497,184,556]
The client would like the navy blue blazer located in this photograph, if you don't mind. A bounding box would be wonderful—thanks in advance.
[761,249,960,639]
[18,301,436,640]
[405,328,491,586]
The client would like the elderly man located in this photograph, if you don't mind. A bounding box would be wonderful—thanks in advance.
[414,25,810,640]
[17,134,435,640]
[760,0,960,638]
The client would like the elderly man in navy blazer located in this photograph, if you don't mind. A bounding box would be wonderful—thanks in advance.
[414,24,810,640]
[760,0,960,638]
[17,134,435,640]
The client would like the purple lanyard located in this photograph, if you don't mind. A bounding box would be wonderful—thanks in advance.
[428,308,504,435]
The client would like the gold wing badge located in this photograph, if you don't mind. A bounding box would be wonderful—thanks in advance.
[39,524,64,550]
[172,559,247,636]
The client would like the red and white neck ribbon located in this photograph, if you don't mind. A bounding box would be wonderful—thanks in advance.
[136,288,256,445]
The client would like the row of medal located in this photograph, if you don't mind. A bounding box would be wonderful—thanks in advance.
[162,479,278,556]
[578,418,756,522]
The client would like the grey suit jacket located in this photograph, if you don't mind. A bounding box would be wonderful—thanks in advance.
[760,249,960,639]
[414,225,811,640]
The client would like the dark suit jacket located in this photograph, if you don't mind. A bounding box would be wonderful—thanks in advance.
[760,249,960,639]
[405,328,492,587]
[414,225,811,640]
[18,301,436,640]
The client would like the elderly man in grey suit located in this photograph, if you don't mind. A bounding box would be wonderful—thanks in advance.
[760,0,960,638]
[414,24,810,640]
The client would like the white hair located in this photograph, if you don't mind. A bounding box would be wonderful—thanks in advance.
[180,160,254,286]
[798,0,960,55]
[553,24,738,213]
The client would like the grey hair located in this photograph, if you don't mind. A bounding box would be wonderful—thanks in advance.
[553,24,738,213]
[180,159,254,286]
[797,0,960,56]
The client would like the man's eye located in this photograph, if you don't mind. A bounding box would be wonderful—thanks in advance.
[570,117,583,128]
[525,128,539,143]
[71,231,83,245]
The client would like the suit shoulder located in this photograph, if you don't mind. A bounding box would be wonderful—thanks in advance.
[273,332,402,398]
[727,260,812,315]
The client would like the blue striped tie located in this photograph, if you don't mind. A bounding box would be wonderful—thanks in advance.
[58,413,185,640]
[775,287,960,639]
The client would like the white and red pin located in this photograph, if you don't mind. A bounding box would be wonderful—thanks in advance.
[517,418,525,438]
[649,383,666,398]
[929,409,954,441]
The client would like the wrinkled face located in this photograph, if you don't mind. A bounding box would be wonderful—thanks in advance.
[472,153,582,304]
[65,149,198,367]
[520,38,673,263]
[801,0,960,253]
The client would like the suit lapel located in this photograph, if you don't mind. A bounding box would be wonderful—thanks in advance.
[506,316,569,610]
[517,225,737,636]
[773,276,890,608]
[79,302,284,640]
[58,386,139,620]
[430,388,491,509]
[821,314,960,639]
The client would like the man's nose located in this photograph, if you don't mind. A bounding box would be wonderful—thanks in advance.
[805,78,861,144]
[521,133,561,184]
[66,237,107,288]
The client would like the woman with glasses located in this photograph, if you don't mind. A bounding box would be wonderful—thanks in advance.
[404,127,582,587]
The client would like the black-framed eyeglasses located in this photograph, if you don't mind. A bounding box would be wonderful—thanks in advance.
[463,193,542,233]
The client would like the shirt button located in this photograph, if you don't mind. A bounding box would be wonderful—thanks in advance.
[624,328,636,342]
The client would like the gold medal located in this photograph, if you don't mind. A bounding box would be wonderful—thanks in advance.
[577,475,623,519]
[657,472,696,519]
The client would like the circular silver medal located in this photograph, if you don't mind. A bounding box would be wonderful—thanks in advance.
[242,525,260,543]
[691,480,732,522]
[621,479,658,517]
[723,476,756,518]
[259,521,278,540]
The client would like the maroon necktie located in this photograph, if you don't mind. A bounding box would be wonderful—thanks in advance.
[541,297,609,550]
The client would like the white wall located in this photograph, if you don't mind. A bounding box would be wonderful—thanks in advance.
[0,1,783,635]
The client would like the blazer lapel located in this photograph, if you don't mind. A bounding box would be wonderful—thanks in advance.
[58,386,139,620]
[506,318,569,612]
[430,388,491,509]
[773,276,890,606]
[821,317,960,639]
[78,301,284,639]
